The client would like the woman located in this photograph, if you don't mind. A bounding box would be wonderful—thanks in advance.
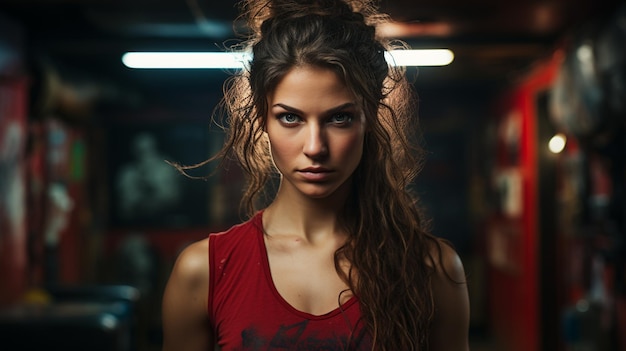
[162,0,470,350]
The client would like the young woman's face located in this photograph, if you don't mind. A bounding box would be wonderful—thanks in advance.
[265,65,366,200]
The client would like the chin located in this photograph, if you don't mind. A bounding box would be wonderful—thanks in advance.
[300,189,336,199]
[297,183,348,200]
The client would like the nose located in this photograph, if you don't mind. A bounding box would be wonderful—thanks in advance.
[303,124,328,159]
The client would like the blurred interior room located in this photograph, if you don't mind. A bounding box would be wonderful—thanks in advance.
[0,0,625,350]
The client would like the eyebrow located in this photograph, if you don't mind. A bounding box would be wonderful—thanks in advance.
[272,102,357,115]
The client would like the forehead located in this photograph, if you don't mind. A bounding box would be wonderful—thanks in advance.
[268,65,356,107]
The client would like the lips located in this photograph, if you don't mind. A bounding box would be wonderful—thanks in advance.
[300,166,331,173]
[298,167,333,181]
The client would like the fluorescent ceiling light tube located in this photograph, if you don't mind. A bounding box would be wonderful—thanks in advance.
[122,52,252,69]
[122,49,454,69]
[385,49,454,67]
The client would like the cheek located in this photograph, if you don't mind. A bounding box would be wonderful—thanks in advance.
[335,133,365,162]
[268,133,299,164]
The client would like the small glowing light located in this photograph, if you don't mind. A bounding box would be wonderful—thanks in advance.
[122,49,454,69]
[548,133,567,154]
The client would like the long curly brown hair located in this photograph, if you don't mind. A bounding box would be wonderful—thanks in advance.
[175,0,445,349]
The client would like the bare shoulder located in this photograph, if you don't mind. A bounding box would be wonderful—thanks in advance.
[171,238,210,285]
[427,238,470,351]
[162,238,212,351]
[428,238,467,283]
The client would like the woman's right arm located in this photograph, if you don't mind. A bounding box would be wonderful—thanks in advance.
[162,238,214,351]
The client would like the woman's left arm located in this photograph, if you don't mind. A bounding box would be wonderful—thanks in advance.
[429,241,471,350]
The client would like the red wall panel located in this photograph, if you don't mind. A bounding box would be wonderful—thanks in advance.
[487,50,563,351]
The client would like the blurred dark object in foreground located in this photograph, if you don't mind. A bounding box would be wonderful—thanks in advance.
[0,285,139,351]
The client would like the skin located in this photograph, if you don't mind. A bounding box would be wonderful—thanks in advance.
[428,243,471,350]
[265,65,366,203]
[262,65,365,316]
[161,65,470,351]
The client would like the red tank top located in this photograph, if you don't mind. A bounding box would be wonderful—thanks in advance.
[208,211,371,350]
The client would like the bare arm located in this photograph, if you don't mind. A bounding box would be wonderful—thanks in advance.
[162,239,214,351]
[429,241,470,351]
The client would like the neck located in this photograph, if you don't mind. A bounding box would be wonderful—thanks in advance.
[263,182,351,243]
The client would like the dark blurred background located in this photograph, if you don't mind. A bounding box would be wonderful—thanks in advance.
[0,0,625,350]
